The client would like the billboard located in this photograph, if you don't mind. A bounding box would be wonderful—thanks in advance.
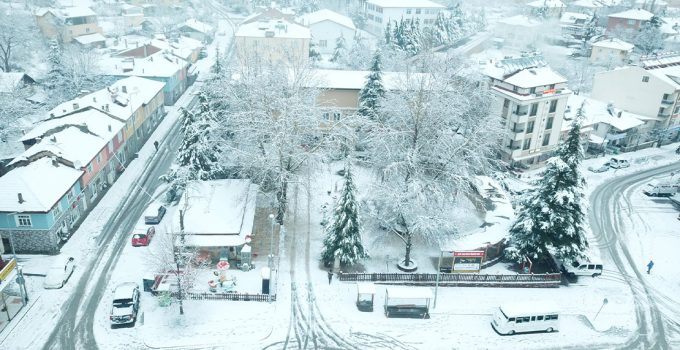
[452,251,485,273]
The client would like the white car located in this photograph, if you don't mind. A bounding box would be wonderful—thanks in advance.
[588,164,610,173]
[608,158,630,169]
[43,256,76,289]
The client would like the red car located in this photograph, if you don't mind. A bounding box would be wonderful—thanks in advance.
[131,226,155,247]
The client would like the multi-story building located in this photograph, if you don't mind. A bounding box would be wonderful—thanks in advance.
[298,9,356,55]
[234,18,311,67]
[0,77,165,253]
[35,7,102,43]
[483,55,572,166]
[592,53,680,143]
[364,0,445,36]
[590,37,634,65]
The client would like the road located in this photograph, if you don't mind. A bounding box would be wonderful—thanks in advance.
[590,161,680,350]
[42,91,198,350]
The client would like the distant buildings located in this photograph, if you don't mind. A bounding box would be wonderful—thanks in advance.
[606,8,654,34]
[234,18,311,66]
[494,15,543,50]
[299,9,356,55]
[178,19,215,43]
[35,7,103,43]
[590,37,634,65]
[363,0,445,36]
[483,55,571,166]
[527,0,566,18]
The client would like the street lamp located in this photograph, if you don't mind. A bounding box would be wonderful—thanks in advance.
[268,213,275,297]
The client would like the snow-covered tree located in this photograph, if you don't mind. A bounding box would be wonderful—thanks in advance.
[635,19,665,54]
[309,42,321,64]
[330,35,347,63]
[0,89,39,143]
[211,47,223,75]
[506,104,589,263]
[161,93,224,194]
[357,50,385,119]
[321,161,368,266]
[208,63,328,224]
[345,34,372,69]
[298,0,320,14]
[348,2,367,30]
[364,57,503,270]
[46,40,65,90]
[0,13,37,72]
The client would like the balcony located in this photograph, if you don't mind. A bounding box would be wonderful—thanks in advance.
[510,111,529,123]
[506,143,521,150]
[661,99,674,106]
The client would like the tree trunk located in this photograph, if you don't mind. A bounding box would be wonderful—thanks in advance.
[404,233,412,266]
[276,180,288,225]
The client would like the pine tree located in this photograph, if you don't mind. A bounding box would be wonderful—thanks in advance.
[321,162,368,266]
[46,39,64,91]
[506,103,589,264]
[330,35,347,63]
[309,42,321,64]
[433,12,449,46]
[358,49,385,119]
[384,21,392,46]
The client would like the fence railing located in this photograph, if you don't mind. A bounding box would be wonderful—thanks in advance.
[338,272,561,288]
[169,291,276,302]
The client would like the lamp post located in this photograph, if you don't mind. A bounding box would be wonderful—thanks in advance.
[268,213,275,297]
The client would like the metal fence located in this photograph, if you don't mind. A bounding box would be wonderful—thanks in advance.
[337,272,561,288]
[171,292,276,302]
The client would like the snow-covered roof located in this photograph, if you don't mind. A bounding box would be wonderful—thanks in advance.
[608,8,654,21]
[236,19,311,39]
[0,157,83,212]
[591,37,634,51]
[21,107,124,142]
[560,12,590,24]
[0,73,32,93]
[151,36,203,60]
[74,33,106,45]
[498,15,542,28]
[500,301,558,316]
[178,180,258,247]
[385,287,433,299]
[366,0,445,8]
[180,19,214,34]
[570,0,604,9]
[299,9,356,30]
[564,95,645,132]
[99,51,187,78]
[528,0,565,8]
[46,76,165,121]
[12,109,124,167]
[309,69,429,90]
[38,6,97,19]
[496,67,567,89]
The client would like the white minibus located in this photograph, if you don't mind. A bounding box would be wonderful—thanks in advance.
[491,302,559,335]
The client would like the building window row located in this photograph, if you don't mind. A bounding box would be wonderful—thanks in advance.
[16,215,32,227]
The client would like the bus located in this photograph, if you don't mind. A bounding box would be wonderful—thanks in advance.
[491,302,559,335]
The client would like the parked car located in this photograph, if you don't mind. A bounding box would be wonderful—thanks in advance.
[608,158,630,169]
[43,256,76,289]
[144,204,166,224]
[588,164,610,173]
[110,282,140,327]
[131,226,156,247]
[643,183,679,197]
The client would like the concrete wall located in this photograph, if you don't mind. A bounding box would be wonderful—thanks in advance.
[592,66,673,118]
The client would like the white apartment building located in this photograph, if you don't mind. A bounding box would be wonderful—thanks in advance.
[234,18,311,66]
[298,9,356,54]
[364,0,445,36]
[484,55,572,166]
[592,53,680,144]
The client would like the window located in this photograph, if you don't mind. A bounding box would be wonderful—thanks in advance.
[322,112,330,120]
[659,107,665,116]
[503,99,510,108]
[86,27,90,33]
[529,87,536,94]
[549,84,555,90]
[523,138,531,150]
[537,315,544,321]
[333,112,341,121]
[546,116,554,129]
[549,100,558,113]
[542,133,551,146]
[117,131,123,143]
[406,8,412,14]
[642,76,649,83]
[96,154,102,164]
[16,215,32,227]
[531,316,536,321]
[529,103,538,116]
[107,142,113,154]
[663,93,670,100]
[522,317,531,322]
[508,317,515,322]
[318,39,327,48]
[67,190,74,201]
[53,204,62,218]
[415,8,421,14]
[526,121,535,133]
[87,164,93,173]
[628,19,635,25]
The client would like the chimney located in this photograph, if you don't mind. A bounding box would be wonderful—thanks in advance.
[52,157,59,167]
[50,113,55,118]
[93,96,97,102]
[18,193,25,204]
[51,136,57,142]
[124,38,128,48]
[73,102,79,110]
[105,104,110,111]
[618,111,622,118]
[108,124,112,132]
[122,85,127,93]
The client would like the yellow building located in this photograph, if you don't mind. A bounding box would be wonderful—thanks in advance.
[35,7,102,43]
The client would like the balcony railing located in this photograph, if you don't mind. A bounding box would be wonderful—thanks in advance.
[506,144,521,150]
[661,99,674,105]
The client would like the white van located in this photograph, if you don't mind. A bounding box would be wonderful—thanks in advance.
[643,182,679,197]
[491,302,559,335]
[559,258,603,277]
